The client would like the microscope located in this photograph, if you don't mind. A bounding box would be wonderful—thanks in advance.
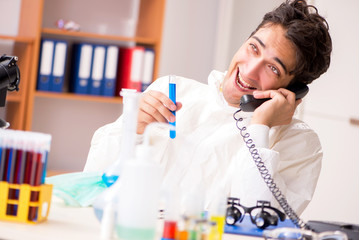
[0,54,20,129]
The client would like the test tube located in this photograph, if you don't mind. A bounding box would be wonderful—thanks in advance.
[169,75,176,139]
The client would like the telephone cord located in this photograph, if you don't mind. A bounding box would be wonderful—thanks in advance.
[233,109,310,230]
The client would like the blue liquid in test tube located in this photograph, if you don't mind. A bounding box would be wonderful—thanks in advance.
[169,75,176,139]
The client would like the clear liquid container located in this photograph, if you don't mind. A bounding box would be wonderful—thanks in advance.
[102,89,140,187]
[116,144,163,240]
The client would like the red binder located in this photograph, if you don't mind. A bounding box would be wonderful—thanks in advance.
[116,46,145,95]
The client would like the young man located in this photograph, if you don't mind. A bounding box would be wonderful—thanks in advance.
[85,0,332,215]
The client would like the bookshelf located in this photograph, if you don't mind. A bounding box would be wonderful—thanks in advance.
[5,0,165,131]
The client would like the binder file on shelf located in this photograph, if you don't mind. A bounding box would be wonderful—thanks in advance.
[103,46,119,97]
[89,45,106,96]
[37,40,54,91]
[70,43,93,94]
[37,39,68,92]
[141,48,155,92]
[116,46,145,95]
[50,41,68,92]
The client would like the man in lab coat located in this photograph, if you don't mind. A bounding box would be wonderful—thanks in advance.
[84,0,332,217]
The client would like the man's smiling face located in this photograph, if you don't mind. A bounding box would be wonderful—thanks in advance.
[222,24,297,108]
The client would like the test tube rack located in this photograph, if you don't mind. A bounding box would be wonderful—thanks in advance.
[0,181,52,224]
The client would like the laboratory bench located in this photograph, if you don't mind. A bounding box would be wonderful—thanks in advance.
[0,196,260,240]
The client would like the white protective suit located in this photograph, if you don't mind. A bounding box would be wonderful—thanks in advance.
[84,70,322,215]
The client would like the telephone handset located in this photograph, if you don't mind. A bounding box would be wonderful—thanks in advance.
[239,82,309,112]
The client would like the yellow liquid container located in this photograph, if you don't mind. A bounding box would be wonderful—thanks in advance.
[0,181,52,224]
[209,215,225,240]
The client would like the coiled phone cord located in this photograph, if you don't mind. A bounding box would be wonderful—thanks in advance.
[233,109,310,230]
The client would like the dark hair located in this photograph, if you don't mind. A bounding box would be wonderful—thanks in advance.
[252,0,332,84]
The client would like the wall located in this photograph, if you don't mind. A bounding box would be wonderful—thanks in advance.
[0,0,21,36]
[159,0,219,82]
[0,0,21,121]
[299,0,359,224]
[32,98,122,171]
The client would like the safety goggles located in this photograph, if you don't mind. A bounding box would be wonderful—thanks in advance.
[226,197,286,229]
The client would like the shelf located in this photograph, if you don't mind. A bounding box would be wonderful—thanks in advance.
[34,91,123,104]
[41,28,158,46]
[7,92,22,103]
[6,0,164,131]
[0,35,34,44]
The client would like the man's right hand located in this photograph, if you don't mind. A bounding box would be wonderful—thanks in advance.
[137,90,182,134]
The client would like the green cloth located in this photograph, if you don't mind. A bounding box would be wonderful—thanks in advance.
[46,172,107,207]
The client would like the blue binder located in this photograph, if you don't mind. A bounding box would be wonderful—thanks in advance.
[89,45,106,96]
[49,40,68,92]
[102,45,119,96]
[37,39,55,91]
[71,43,94,94]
